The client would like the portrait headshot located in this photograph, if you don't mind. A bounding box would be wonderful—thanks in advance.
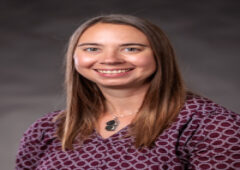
[0,1,239,170]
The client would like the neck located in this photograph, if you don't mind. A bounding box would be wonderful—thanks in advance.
[98,84,150,115]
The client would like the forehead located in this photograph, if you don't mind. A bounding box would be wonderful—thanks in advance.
[78,23,149,43]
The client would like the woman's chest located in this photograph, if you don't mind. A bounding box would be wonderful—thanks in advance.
[37,139,182,170]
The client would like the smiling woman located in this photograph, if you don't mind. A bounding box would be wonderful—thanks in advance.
[16,14,240,169]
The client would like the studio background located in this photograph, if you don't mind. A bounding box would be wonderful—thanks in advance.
[1,0,239,169]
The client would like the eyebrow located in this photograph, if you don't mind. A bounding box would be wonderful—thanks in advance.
[120,43,148,47]
[77,43,102,47]
[77,43,148,47]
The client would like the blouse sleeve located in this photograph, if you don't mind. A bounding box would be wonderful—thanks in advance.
[15,111,59,169]
[187,108,240,169]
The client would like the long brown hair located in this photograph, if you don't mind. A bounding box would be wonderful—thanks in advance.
[55,14,186,150]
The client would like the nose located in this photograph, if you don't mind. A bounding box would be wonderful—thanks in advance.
[100,49,125,65]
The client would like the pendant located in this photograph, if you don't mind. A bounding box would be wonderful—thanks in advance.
[105,117,119,131]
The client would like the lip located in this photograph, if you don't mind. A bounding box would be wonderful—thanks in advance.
[94,68,134,70]
[94,68,134,77]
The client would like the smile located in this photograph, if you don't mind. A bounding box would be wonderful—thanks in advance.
[95,69,132,74]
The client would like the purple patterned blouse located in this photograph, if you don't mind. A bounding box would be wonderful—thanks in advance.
[16,94,240,169]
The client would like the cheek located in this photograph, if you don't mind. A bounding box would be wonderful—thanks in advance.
[127,54,156,69]
[73,54,96,68]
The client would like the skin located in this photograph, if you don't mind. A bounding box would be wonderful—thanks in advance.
[74,23,156,138]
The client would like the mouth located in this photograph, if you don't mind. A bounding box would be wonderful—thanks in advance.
[95,68,133,74]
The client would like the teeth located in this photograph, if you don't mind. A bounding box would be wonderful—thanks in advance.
[97,69,130,74]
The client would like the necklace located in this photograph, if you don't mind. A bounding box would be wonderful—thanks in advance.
[105,116,119,131]
[105,111,138,131]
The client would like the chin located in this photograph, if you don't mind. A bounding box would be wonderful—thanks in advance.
[97,81,145,89]
[99,84,129,89]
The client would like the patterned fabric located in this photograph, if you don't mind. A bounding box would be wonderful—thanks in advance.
[16,94,240,169]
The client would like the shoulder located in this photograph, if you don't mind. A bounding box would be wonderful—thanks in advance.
[20,110,62,144]
[180,92,239,121]
[175,94,240,169]
[27,110,61,131]
[175,93,240,146]
[177,92,240,145]
[16,110,63,169]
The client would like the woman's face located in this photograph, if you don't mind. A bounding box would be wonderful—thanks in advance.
[73,23,156,89]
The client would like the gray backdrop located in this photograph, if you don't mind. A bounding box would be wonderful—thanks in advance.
[1,0,239,169]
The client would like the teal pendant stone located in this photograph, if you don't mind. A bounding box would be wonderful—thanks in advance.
[105,118,118,131]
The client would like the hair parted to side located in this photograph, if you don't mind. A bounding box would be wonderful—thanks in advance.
[55,14,186,150]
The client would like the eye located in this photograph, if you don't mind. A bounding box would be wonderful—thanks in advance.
[83,47,99,52]
[124,47,142,52]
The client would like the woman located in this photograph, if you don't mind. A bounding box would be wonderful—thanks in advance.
[16,14,240,169]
